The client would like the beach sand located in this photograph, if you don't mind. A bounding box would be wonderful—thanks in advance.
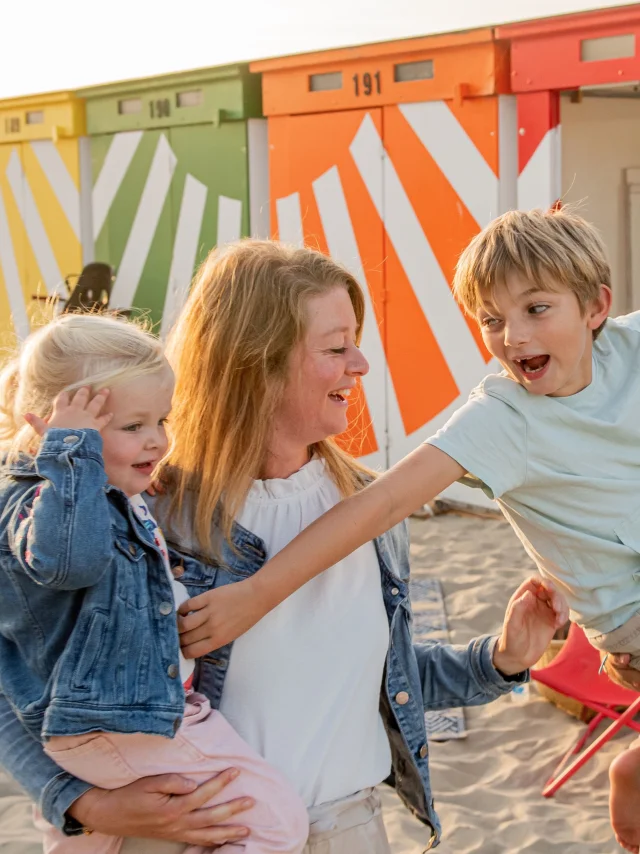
[382,513,625,854]
[0,513,626,852]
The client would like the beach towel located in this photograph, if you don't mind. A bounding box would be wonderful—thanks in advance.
[409,576,467,741]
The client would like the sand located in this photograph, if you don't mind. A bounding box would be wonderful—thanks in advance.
[0,513,626,852]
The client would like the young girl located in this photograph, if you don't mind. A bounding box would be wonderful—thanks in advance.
[0,313,308,854]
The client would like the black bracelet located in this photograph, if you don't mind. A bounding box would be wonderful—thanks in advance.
[496,667,526,682]
[62,814,93,837]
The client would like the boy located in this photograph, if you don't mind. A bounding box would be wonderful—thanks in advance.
[179,208,640,852]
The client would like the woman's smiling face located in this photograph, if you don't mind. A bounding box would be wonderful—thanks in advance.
[271,286,370,452]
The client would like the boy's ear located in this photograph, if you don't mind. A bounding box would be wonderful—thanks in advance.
[587,284,612,331]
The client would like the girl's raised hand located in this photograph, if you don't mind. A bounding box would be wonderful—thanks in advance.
[25,387,113,437]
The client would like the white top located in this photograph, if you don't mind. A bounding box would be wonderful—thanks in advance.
[129,494,195,685]
[220,458,392,807]
[428,311,640,634]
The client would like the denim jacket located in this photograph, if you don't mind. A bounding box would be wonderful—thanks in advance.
[0,465,524,850]
[0,428,186,743]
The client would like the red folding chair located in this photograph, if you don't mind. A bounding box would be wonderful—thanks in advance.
[531,623,640,797]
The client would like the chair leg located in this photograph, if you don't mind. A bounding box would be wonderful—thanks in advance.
[542,713,604,795]
[543,696,640,798]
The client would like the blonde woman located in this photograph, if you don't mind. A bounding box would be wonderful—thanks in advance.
[0,242,564,854]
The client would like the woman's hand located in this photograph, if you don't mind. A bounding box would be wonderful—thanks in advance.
[492,577,569,676]
[68,770,253,846]
[178,580,265,658]
[603,652,640,692]
[25,387,113,436]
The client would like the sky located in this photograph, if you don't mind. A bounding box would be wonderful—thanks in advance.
[2,0,637,99]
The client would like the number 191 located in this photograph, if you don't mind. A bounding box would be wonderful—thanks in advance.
[353,71,381,97]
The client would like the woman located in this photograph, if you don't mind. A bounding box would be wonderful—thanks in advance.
[0,241,564,853]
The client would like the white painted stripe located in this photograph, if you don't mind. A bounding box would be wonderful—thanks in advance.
[498,95,518,214]
[350,114,486,397]
[92,130,143,241]
[275,192,304,247]
[0,188,30,340]
[30,140,81,240]
[399,101,499,228]
[248,118,270,239]
[78,137,95,265]
[110,135,177,309]
[161,175,208,338]
[6,150,64,297]
[313,165,407,468]
[518,127,562,211]
[216,196,242,247]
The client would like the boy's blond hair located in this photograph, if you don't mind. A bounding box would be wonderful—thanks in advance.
[453,207,611,338]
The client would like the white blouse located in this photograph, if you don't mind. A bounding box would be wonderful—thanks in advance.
[219,458,392,807]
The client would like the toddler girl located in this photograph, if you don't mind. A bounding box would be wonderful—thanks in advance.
[0,314,308,854]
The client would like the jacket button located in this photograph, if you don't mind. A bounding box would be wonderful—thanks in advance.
[172,564,185,579]
[419,743,428,759]
[167,664,179,679]
[63,435,79,444]
[159,601,173,616]
[128,543,137,556]
[395,691,410,705]
[391,587,399,596]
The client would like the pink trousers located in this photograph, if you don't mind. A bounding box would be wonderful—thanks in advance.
[37,693,309,854]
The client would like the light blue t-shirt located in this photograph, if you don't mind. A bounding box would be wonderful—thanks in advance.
[427,311,640,634]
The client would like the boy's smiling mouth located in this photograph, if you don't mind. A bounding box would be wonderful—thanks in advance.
[514,355,550,375]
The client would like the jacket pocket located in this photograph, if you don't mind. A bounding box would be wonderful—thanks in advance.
[175,552,219,593]
[72,609,109,691]
[114,537,151,610]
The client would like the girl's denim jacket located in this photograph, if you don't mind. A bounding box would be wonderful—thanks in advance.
[0,435,525,850]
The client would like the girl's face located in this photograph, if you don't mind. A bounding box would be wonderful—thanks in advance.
[270,286,369,455]
[101,367,174,496]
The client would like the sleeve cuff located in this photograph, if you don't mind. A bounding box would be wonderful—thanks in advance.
[40,771,93,832]
[425,437,500,500]
[471,635,530,698]
[38,428,104,462]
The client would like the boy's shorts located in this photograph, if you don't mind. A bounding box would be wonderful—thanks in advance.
[585,610,640,670]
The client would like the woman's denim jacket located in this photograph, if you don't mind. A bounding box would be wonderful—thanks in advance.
[0,445,525,851]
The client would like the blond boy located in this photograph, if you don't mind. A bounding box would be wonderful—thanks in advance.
[180,208,640,851]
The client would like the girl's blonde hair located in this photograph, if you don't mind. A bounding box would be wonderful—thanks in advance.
[163,239,374,555]
[0,313,167,461]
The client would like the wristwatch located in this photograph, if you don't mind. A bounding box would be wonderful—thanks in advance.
[62,814,93,837]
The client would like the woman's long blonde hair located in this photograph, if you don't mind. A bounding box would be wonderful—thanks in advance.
[163,239,374,555]
[0,313,166,462]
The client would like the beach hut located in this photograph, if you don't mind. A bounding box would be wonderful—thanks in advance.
[252,31,516,499]
[499,6,640,317]
[0,91,90,342]
[80,64,268,332]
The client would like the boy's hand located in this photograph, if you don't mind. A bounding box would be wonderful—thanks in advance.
[603,652,640,692]
[25,387,112,436]
[178,579,265,658]
[493,577,569,676]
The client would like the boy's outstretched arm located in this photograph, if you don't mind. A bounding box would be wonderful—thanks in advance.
[179,444,464,656]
